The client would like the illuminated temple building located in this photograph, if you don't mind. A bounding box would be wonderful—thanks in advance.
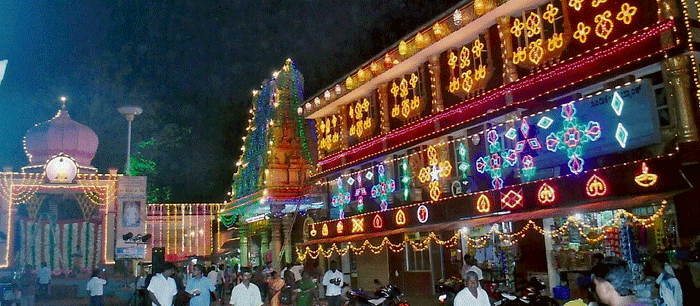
[294,0,700,298]
[0,102,121,271]
[220,59,317,270]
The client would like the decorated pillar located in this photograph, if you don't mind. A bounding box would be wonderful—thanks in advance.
[661,55,700,145]
[260,227,269,265]
[239,224,249,267]
[496,16,518,85]
[271,216,283,271]
[282,214,293,264]
[428,54,444,113]
[377,83,391,133]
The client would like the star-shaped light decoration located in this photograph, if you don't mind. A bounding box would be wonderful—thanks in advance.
[418,146,452,201]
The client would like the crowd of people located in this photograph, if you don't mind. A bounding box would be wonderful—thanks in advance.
[138,260,342,306]
[452,253,690,306]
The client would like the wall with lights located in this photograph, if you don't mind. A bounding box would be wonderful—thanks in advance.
[307,154,686,240]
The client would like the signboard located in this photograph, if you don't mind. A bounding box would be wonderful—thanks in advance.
[115,176,147,259]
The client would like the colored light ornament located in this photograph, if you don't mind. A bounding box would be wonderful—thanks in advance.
[348,98,373,138]
[371,164,396,211]
[573,22,591,43]
[476,194,491,213]
[545,103,602,174]
[390,73,423,119]
[517,118,541,181]
[586,174,608,197]
[322,224,329,236]
[417,205,429,223]
[615,123,628,148]
[396,209,406,226]
[616,3,637,24]
[537,183,556,205]
[352,217,364,233]
[365,171,374,180]
[458,143,471,181]
[611,92,625,116]
[336,221,344,234]
[310,224,317,237]
[634,162,658,187]
[418,146,453,201]
[476,130,517,189]
[594,11,614,40]
[331,177,351,219]
[401,159,411,201]
[354,172,367,212]
[543,3,559,24]
[500,189,524,210]
[372,214,384,230]
[568,0,584,11]
[537,116,553,129]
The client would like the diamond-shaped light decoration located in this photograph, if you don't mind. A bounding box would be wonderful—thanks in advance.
[365,171,374,180]
[505,127,518,140]
[346,176,355,185]
[528,138,542,150]
[611,91,624,116]
[537,116,553,129]
[515,140,526,153]
[520,118,530,137]
[615,123,628,148]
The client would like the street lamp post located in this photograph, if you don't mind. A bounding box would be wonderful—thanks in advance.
[118,106,143,176]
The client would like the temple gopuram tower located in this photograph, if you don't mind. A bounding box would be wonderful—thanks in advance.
[222,59,314,269]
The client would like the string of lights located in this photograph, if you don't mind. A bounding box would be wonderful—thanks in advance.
[297,202,667,259]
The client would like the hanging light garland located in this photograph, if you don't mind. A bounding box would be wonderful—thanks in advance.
[296,202,667,260]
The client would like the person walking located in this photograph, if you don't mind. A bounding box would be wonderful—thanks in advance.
[322,261,343,306]
[653,253,683,306]
[148,262,179,306]
[454,271,491,306]
[17,264,38,306]
[228,268,263,306]
[38,262,51,298]
[186,264,217,306]
[296,271,316,306]
[87,269,108,306]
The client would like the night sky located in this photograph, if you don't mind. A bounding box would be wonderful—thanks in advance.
[0,0,462,202]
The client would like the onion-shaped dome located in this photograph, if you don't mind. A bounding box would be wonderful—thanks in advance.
[23,107,99,167]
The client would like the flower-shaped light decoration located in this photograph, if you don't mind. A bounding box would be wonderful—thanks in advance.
[476,130,517,189]
[371,164,396,211]
[511,18,525,37]
[569,0,584,11]
[543,4,559,24]
[616,3,637,25]
[573,22,592,43]
[545,103,602,175]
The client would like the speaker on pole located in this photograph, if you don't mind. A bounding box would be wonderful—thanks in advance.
[152,247,165,273]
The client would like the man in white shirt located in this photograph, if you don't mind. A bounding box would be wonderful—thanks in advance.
[86,269,108,306]
[38,262,51,297]
[228,268,263,306]
[454,271,491,306]
[148,263,178,306]
[322,261,343,306]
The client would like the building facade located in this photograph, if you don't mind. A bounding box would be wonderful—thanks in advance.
[297,0,700,298]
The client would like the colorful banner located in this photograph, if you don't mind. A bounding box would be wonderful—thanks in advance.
[116,176,147,259]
